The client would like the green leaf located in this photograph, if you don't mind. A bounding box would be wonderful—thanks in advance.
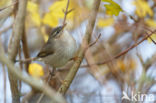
[102,0,123,16]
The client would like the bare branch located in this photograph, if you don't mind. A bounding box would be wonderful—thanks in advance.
[88,33,101,48]
[15,57,38,63]
[143,27,156,45]
[58,0,101,95]
[62,0,70,25]
[2,64,6,103]
[81,29,156,67]
[7,0,28,102]
[21,29,30,72]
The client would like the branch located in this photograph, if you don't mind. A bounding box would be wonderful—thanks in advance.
[143,27,156,45]
[7,0,28,102]
[15,57,37,63]
[88,33,101,48]
[62,0,70,25]
[2,63,6,103]
[8,0,27,61]
[62,0,74,27]
[0,43,66,103]
[83,34,102,84]
[81,29,156,67]
[145,33,156,45]
[22,29,30,72]
[58,0,101,95]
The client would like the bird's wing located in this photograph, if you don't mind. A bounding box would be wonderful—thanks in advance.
[37,42,54,58]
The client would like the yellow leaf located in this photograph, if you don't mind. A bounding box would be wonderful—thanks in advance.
[27,1,41,26]
[117,60,126,72]
[145,19,156,28]
[128,59,136,70]
[43,0,75,27]
[28,63,44,78]
[97,17,114,27]
[102,0,123,16]
[133,0,153,17]
[117,58,136,72]
[42,12,58,27]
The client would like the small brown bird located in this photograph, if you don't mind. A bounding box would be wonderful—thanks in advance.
[37,25,77,68]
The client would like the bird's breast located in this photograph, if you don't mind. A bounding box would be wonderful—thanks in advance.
[43,31,77,68]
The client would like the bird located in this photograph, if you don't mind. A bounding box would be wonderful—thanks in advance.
[37,25,77,69]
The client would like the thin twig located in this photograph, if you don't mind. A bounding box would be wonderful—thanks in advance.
[62,0,74,27]
[0,40,6,102]
[62,0,70,25]
[22,28,30,72]
[18,45,23,92]
[145,32,156,45]
[15,57,38,63]
[81,29,156,67]
[2,64,6,103]
[88,33,101,48]
[18,45,23,70]
[143,27,156,45]
[7,0,28,102]
[69,34,101,62]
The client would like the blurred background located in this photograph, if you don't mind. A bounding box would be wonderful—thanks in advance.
[0,0,156,103]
